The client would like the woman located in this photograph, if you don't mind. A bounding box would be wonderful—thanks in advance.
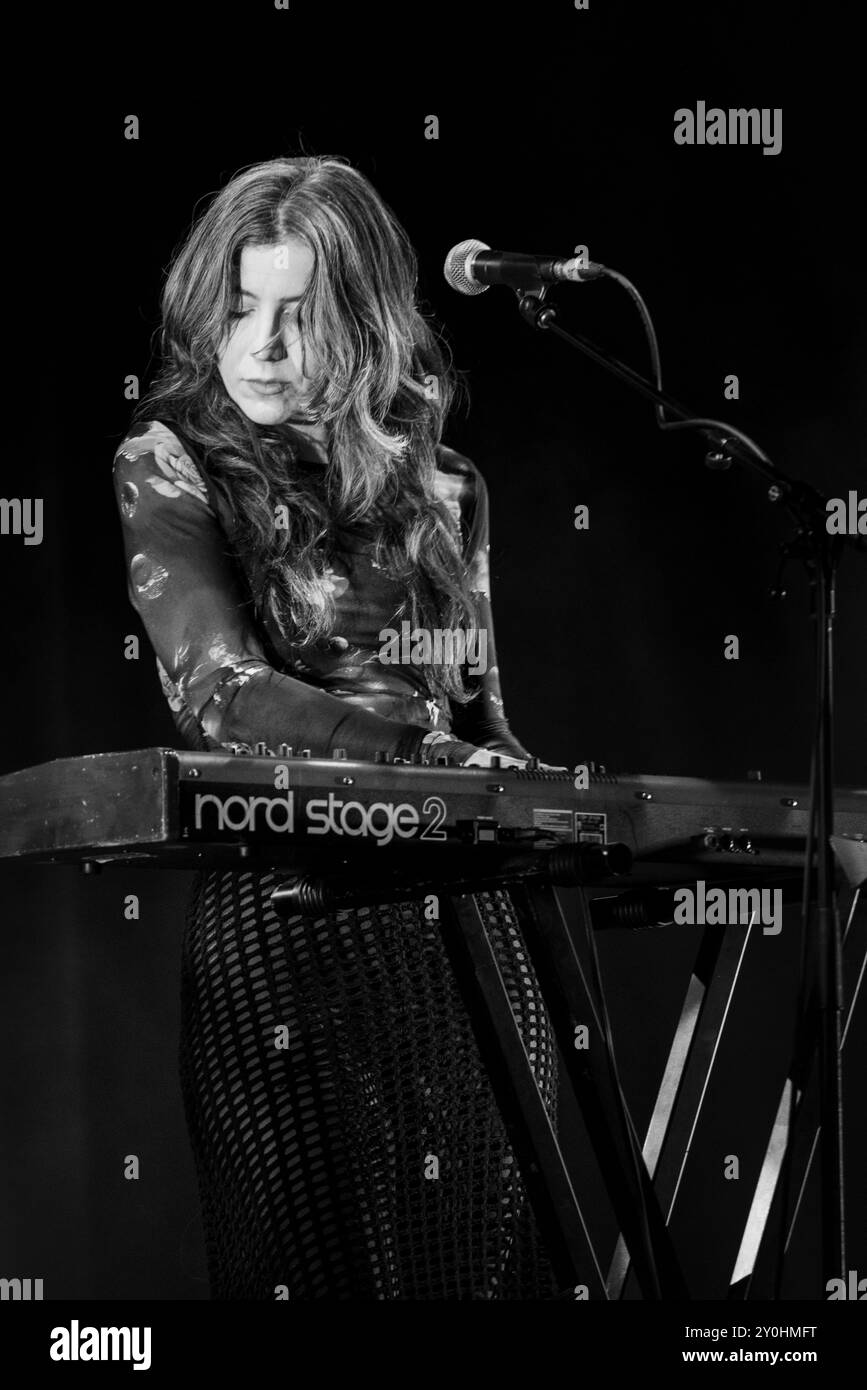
[113,155,562,1299]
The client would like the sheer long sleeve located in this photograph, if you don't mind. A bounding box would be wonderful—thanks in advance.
[446,463,533,761]
[113,426,433,762]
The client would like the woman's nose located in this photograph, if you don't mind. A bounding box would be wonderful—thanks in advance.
[252,315,289,362]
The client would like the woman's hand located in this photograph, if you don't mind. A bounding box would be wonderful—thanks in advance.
[421,732,569,773]
[461,747,527,769]
[460,751,571,772]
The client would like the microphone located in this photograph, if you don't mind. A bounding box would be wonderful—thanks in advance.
[444,239,603,296]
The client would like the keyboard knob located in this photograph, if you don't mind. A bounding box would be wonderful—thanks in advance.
[527,756,540,770]
[254,741,268,756]
[333,748,347,760]
[374,750,389,764]
[490,755,502,769]
[278,744,293,757]
[300,749,312,759]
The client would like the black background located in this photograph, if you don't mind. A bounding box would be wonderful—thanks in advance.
[1,2,864,1300]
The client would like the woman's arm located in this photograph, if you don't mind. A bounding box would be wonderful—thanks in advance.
[113,425,487,764]
[446,460,533,761]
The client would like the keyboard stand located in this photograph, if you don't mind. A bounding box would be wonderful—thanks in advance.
[604,913,754,1298]
[272,851,689,1299]
[728,881,865,1299]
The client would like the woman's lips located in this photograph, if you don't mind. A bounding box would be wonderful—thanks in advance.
[245,380,289,396]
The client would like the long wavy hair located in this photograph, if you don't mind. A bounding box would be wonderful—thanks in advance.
[135,155,479,700]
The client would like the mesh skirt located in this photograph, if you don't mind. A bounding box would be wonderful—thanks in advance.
[179,868,562,1300]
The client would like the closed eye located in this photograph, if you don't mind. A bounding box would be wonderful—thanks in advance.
[227,307,300,325]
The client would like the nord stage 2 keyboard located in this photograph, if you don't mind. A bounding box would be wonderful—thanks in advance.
[0,748,863,876]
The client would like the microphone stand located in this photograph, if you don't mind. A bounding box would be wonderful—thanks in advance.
[512,281,861,1293]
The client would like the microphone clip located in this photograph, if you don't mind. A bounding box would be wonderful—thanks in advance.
[516,285,558,330]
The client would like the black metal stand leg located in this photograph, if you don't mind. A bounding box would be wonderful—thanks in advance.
[510,878,689,1300]
[602,917,753,1299]
[437,889,609,1296]
[728,884,865,1298]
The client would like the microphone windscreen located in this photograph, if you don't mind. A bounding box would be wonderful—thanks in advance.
[443,238,490,295]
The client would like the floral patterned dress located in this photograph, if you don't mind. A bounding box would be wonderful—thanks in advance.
[112,419,560,1300]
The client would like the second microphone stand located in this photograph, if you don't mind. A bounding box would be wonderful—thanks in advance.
[512,279,855,1291]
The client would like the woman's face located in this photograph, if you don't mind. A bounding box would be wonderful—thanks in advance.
[218,240,322,432]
